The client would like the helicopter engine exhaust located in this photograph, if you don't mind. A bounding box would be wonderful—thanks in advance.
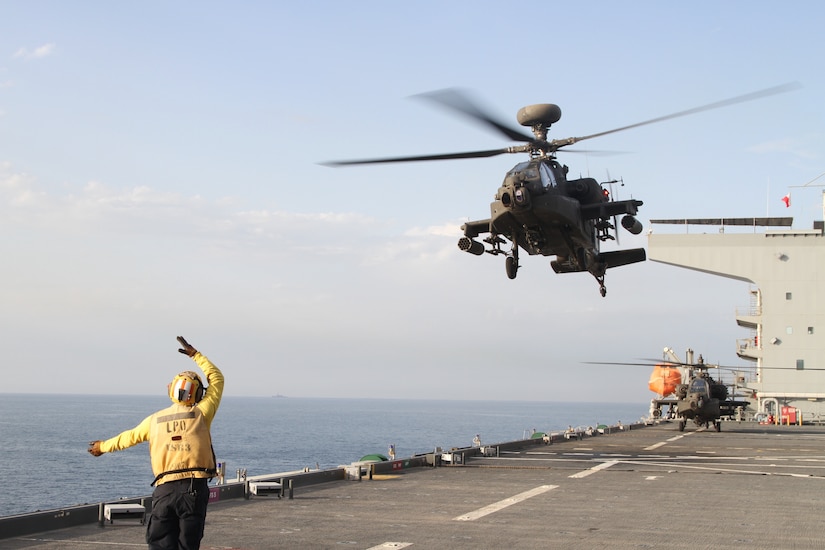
[458,237,485,256]
[621,215,643,235]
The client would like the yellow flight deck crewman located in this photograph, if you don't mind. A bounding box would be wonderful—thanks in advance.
[88,336,224,550]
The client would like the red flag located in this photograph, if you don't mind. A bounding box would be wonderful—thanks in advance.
[782,193,791,208]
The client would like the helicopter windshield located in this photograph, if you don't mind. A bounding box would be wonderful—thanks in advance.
[688,378,709,395]
[539,162,559,188]
[503,162,545,193]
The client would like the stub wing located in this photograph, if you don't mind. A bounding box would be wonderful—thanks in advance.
[720,399,751,417]
[580,199,643,220]
[461,219,491,238]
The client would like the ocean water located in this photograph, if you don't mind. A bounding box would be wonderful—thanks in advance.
[0,394,646,517]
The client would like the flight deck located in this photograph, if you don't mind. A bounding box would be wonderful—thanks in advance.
[3,422,823,549]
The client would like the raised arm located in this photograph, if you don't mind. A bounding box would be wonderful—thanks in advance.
[178,336,224,425]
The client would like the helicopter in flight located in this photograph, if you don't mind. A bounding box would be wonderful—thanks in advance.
[324,84,798,297]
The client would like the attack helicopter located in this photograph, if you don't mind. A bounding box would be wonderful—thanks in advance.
[591,348,752,432]
[324,84,799,296]
[651,351,750,432]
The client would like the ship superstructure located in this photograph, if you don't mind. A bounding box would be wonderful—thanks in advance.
[649,214,825,421]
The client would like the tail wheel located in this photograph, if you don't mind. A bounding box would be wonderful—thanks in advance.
[597,275,607,297]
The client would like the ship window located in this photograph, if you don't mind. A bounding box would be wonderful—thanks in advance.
[796,359,805,370]
[809,327,815,335]
[786,326,793,335]
[786,292,792,300]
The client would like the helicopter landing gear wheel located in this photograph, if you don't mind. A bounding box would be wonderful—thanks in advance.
[715,420,721,432]
[505,245,519,279]
[678,419,686,432]
[505,255,518,279]
[597,276,607,297]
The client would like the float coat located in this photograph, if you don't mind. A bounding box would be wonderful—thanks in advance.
[98,352,224,485]
[149,403,216,485]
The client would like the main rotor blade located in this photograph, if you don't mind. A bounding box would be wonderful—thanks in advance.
[322,146,520,166]
[414,88,536,143]
[556,82,802,148]
[584,361,679,367]
[586,359,825,371]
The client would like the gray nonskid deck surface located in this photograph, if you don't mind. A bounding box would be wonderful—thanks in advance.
[6,422,825,549]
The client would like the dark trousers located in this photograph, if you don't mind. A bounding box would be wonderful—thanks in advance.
[146,477,210,550]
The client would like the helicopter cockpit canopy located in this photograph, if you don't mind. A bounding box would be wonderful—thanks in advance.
[539,162,563,188]
[688,377,710,396]
[503,162,541,190]
[501,159,567,192]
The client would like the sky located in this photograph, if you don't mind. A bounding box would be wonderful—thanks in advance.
[1,1,823,403]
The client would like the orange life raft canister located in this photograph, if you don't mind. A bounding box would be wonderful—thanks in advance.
[648,365,682,396]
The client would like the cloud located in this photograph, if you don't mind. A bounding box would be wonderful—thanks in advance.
[404,221,463,238]
[12,43,56,60]
[0,164,712,403]
[0,164,400,262]
[747,138,819,160]
[0,66,14,91]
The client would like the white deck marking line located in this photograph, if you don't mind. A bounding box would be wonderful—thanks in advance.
[633,455,743,462]
[19,539,144,547]
[568,459,619,479]
[452,484,557,521]
[646,433,691,450]
[366,543,414,549]
[619,459,825,478]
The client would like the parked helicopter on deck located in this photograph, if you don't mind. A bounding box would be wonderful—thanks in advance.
[649,354,745,432]
[592,347,751,432]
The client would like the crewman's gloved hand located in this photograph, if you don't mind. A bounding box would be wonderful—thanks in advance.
[177,336,198,357]
[88,440,103,457]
